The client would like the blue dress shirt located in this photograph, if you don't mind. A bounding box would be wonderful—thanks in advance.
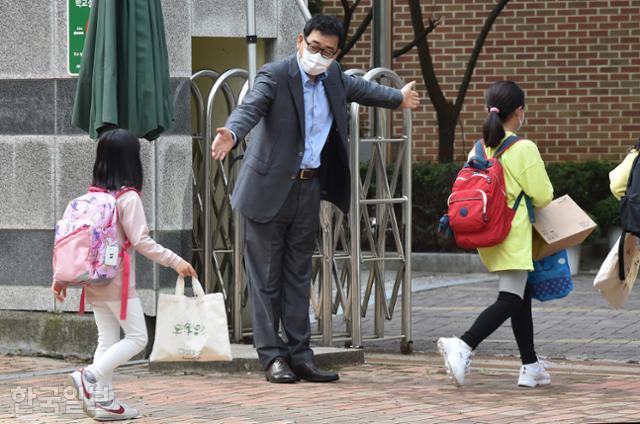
[297,56,333,169]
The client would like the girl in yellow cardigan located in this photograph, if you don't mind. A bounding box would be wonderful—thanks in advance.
[438,81,554,388]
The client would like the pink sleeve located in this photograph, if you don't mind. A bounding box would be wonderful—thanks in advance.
[117,192,183,270]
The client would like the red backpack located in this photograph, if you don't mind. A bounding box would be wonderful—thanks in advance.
[443,135,534,249]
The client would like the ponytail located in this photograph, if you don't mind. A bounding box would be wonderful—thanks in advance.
[482,80,525,148]
[483,110,506,148]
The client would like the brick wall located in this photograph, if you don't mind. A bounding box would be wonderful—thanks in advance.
[322,0,640,162]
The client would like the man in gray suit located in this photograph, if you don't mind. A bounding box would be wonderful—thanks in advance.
[211,15,420,383]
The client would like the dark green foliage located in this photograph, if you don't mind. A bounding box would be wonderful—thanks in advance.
[591,196,621,228]
[411,162,467,252]
[544,161,616,214]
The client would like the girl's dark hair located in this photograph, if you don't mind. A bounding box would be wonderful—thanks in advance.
[304,15,345,49]
[92,128,143,191]
[482,80,525,148]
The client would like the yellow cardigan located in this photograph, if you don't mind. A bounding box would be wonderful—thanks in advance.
[610,149,638,200]
[475,132,554,272]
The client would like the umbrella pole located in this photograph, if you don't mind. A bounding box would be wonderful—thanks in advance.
[294,0,312,21]
[228,0,259,342]
[246,0,257,88]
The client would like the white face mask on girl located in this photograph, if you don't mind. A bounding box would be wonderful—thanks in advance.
[516,114,525,132]
[299,49,333,76]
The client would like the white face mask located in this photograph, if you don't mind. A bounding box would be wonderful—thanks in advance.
[299,49,333,76]
[516,113,525,132]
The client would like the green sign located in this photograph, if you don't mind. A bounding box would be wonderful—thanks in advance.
[68,0,92,76]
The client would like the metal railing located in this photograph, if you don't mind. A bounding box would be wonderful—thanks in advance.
[191,69,249,342]
[192,67,413,352]
[348,68,413,352]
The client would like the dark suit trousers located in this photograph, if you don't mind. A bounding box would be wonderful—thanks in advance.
[243,177,320,370]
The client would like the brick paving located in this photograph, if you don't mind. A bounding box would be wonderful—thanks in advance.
[2,272,640,422]
[364,274,640,363]
[2,353,640,423]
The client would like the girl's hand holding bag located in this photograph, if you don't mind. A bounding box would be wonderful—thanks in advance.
[149,276,232,362]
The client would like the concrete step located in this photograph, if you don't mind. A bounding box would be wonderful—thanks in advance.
[149,344,364,374]
[0,310,363,373]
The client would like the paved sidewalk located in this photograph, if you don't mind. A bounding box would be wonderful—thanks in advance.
[1,353,640,423]
[2,272,639,423]
[363,274,640,363]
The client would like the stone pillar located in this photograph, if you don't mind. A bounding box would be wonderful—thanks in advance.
[0,0,193,316]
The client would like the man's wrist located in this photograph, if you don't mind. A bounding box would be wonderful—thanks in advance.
[230,130,238,146]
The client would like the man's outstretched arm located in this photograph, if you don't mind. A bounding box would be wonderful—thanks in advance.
[341,72,420,110]
[211,68,276,161]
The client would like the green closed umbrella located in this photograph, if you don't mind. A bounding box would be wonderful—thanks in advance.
[72,0,173,140]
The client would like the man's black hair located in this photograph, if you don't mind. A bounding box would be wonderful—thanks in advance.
[303,15,345,50]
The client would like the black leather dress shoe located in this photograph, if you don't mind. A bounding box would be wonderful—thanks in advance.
[265,358,297,383]
[291,362,339,382]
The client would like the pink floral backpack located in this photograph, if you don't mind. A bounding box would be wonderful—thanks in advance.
[52,187,136,319]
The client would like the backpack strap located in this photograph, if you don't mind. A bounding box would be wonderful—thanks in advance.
[79,286,86,315]
[619,230,627,281]
[512,191,535,224]
[493,134,523,158]
[87,186,141,198]
[119,242,131,320]
[114,188,139,320]
[492,135,534,223]
[115,187,141,199]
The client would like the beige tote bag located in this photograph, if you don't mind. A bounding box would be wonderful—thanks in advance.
[594,233,640,309]
[149,277,232,362]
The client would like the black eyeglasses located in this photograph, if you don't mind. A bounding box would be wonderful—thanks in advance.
[304,37,337,60]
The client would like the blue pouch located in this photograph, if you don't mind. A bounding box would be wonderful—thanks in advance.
[527,249,574,301]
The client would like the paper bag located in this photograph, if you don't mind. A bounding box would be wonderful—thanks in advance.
[149,277,232,362]
[593,233,640,309]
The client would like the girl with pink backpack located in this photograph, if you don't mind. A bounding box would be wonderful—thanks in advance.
[51,128,197,421]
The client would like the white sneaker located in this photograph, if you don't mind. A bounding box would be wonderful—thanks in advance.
[437,337,473,386]
[93,382,115,404]
[91,398,140,421]
[68,369,96,414]
[518,359,551,388]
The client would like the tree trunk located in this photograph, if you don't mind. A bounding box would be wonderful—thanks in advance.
[437,106,457,163]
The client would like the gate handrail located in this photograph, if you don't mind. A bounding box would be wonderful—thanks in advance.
[202,68,249,342]
[348,67,412,350]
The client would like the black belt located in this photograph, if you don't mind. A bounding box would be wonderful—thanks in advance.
[295,168,320,180]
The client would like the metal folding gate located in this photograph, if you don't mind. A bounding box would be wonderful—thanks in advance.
[191,67,413,352]
[191,69,249,343]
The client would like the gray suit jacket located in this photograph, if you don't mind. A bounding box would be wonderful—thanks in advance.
[226,54,404,223]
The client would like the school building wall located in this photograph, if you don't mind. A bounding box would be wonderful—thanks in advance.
[0,0,304,314]
[323,0,640,162]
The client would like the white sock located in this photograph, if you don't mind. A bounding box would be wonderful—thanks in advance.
[84,369,97,383]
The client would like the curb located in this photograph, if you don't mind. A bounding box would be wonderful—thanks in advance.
[148,345,364,374]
